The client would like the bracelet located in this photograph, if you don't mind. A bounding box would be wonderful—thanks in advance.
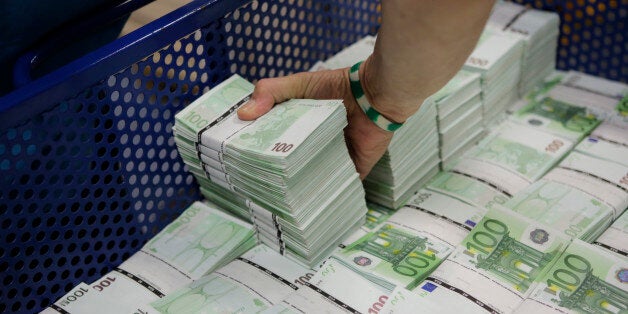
[348,61,404,132]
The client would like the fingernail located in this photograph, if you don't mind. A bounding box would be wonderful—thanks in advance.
[239,99,256,113]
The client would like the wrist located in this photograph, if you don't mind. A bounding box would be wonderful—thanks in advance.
[360,56,422,123]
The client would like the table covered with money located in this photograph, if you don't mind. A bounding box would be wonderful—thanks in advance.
[30,1,628,313]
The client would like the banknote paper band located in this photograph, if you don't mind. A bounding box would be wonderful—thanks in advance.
[592,241,628,257]
[424,277,501,314]
[197,93,253,191]
[301,281,361,314]
[404,204,474,232]
[236,257,299,290]
[49,304,70,314]
[114,268,166,298]
[196,94,251,162]
[349,61,404,132]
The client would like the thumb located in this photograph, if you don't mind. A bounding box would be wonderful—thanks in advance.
[237,73,313,120]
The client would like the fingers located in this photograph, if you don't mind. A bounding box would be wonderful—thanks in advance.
[237,73,311,120]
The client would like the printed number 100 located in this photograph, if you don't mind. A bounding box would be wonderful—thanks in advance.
[272,142,294,153]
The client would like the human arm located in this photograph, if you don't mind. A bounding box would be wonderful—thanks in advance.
[238,0,496,179]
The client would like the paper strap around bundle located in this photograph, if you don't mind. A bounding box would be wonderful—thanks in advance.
[204,166,234,191]
[258,230,286,255]
[246,200,286,255]
[195,93,251,188]
[502,6,529,33]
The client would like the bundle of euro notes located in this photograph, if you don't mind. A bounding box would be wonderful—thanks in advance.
[487,1,560,96]
[432,70,484,169]
[451,121,574,197]
[172,75,367,267]
[309,34,441,209]
[463,28,524,126]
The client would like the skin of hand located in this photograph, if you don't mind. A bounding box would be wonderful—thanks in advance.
[238,0,495,179]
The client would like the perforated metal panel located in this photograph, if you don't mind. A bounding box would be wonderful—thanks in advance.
[514,0,626,82]
[0,0,624,313]
[0,1,380,312]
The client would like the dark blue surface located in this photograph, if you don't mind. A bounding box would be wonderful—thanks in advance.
[0,0,624,312]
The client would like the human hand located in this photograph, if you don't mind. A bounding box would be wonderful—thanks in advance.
[236,64,394,180]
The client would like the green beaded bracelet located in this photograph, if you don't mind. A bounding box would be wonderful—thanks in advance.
[348,61,404,132]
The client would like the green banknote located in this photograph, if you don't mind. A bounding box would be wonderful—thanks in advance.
[594,210,628,258]
[174,75,253,139]
[427,207,571,313]
[453,121,573,195]
[143,201,255,279]
[151,244,311,313]
[517,240,627,314]
[505,179,614,242]
[334,203,458,291]
[426,170,510,210]
[511,96,601,141]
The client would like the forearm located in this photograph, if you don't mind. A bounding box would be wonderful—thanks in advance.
[363,0,495,122]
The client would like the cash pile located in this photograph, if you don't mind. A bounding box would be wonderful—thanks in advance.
[426,170,511,210]
[487,2,560,96]
[41,201,256,313]
[509,93,601,142]
[150,244,311,313]
[333,189,484,291]
[309,34,441,208]
[268,259,391,313]
[515,240,627,314]
[172,74,367,267]
[432,70,484,169]
[575,121,628,167]
[594,210,628,257]
[463,28,524,125]
[411,207,571,313]
[558,151,627,218]
[544,70,628,125]
[505,178,616,242]
[450,121,573,197]
[363,99,440,208]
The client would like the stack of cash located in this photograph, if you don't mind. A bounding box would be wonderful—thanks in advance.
[505,178,616,242]
[575,121,628,167]
[363,99,440,208]
[515,240,627,314]
[309,34,441,208]
[172,74,367,267]
[487,1,560,96]
[544,70,628,125]
[269,259,391,314]
[41,201,256,314]
[451,121,573,197]
[594,210,628,257]
[463,28,524,125]
[332,189,484,291]
[413,207,571,313]
[425,170,511,210]
[536,152,628,232]
[509,93,601,142]
[432,70,484,169]
[150,244,311,313]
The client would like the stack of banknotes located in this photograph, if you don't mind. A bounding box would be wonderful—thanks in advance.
[534,70,628,125]
[487,1,560,96]
[41,3,628,312]
[309,35,440,209]
[463,28,524,125]
[172,74,367,267]
[41,201,256,313]
[450,121,574,197]
[362,101,440,209]
[431,70,484,169]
